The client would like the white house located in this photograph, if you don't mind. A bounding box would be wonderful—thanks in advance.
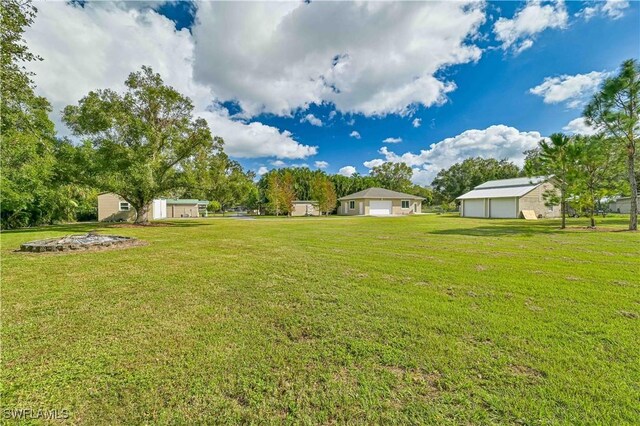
[457,177,561,219]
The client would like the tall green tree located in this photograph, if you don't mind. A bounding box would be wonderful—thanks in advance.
[584,59,639,231]
[370,162,413,192]
[310,174,337,215]
[526,133,581,229]
[432,157,521,203]
[63,66,216,223]
[571,135,622,227]
[0,0,58,228]
[183,147,256,214]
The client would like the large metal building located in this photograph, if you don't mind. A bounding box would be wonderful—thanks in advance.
[457,177,561,219]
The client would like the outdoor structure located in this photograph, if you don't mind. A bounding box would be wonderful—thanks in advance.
[338,188,423,216]
[98,193,208,221]
[97,193,166,222]
[609,196,640,214]
[166,199,209,218]
[291,201,320,217]
[457,177,561,219]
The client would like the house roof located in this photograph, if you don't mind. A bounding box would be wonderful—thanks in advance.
[166,199,209,205]
[457,177,547,200]
[339,187,425,201]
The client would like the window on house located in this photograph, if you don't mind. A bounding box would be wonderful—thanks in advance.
[401,200,410,209]
[119,202,131,211]
[349,200,355,209]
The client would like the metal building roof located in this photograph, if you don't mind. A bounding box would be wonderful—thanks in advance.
[474,176,546,189]
[457,177,547,200]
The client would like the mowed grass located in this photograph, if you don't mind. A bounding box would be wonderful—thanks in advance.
[1,215,639,424]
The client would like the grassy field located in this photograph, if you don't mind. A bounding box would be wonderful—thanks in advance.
[1,215,639,424]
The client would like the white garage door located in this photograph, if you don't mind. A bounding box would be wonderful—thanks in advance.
[369,200,392,215]
[490,198,517,218]
[463,199,485,217]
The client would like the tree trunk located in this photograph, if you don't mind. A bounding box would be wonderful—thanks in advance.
[628,151,638,231]
[134,202,149,224]
[560,192,566,229]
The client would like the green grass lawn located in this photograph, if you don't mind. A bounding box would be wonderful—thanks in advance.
[2,215,639,424]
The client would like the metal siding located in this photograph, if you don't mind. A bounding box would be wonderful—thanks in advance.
[462,199,485,217]
[490,198,517,218]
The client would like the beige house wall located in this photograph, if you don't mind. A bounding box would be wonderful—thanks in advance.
[98,193,138,222]
[389,199,421,215]
[338,198,421,215]
[167,204,200,218]
[291,203,320,217]
[518,182,561,218]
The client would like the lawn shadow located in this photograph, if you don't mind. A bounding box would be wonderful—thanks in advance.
[1,219,216,235]
[428,219,569,237]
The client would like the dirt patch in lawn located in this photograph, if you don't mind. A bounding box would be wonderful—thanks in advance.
[16,235,147,254]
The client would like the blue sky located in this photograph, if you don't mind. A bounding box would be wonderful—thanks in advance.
[24,1,640,185]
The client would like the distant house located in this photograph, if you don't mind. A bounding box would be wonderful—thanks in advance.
[97,193,208,221]
[338,188,424,216]
[165,199,209,218]
[456,177,561,219]
[291,201,320,217]
[609,196,640,214]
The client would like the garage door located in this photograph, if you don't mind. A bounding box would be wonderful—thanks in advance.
[463,199,485,217]
[369,200,392,215]
[490,198,517,218]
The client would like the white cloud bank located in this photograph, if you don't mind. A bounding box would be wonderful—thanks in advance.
[364,125,543,186]
[529,71,607,108]
[192,1,486,117]
[23,2,316,160]
[494,0,568,53]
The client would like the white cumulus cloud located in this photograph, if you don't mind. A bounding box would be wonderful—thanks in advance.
[382,137,402,144]
[23,2,316,160]
[364,125,543,185]
[198,106,318,159]
[602,0,630,19]
[563,117,599,135]
[257,166,269,176]
[529,71,607,108]
[301,113,323,127]
[494,0,568,53]
[412,118,422,128]
[338,166,357,177]
[314,161,329,169]
[576,0,629,21]
[349,131,361,139]
[192,1,486,117]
